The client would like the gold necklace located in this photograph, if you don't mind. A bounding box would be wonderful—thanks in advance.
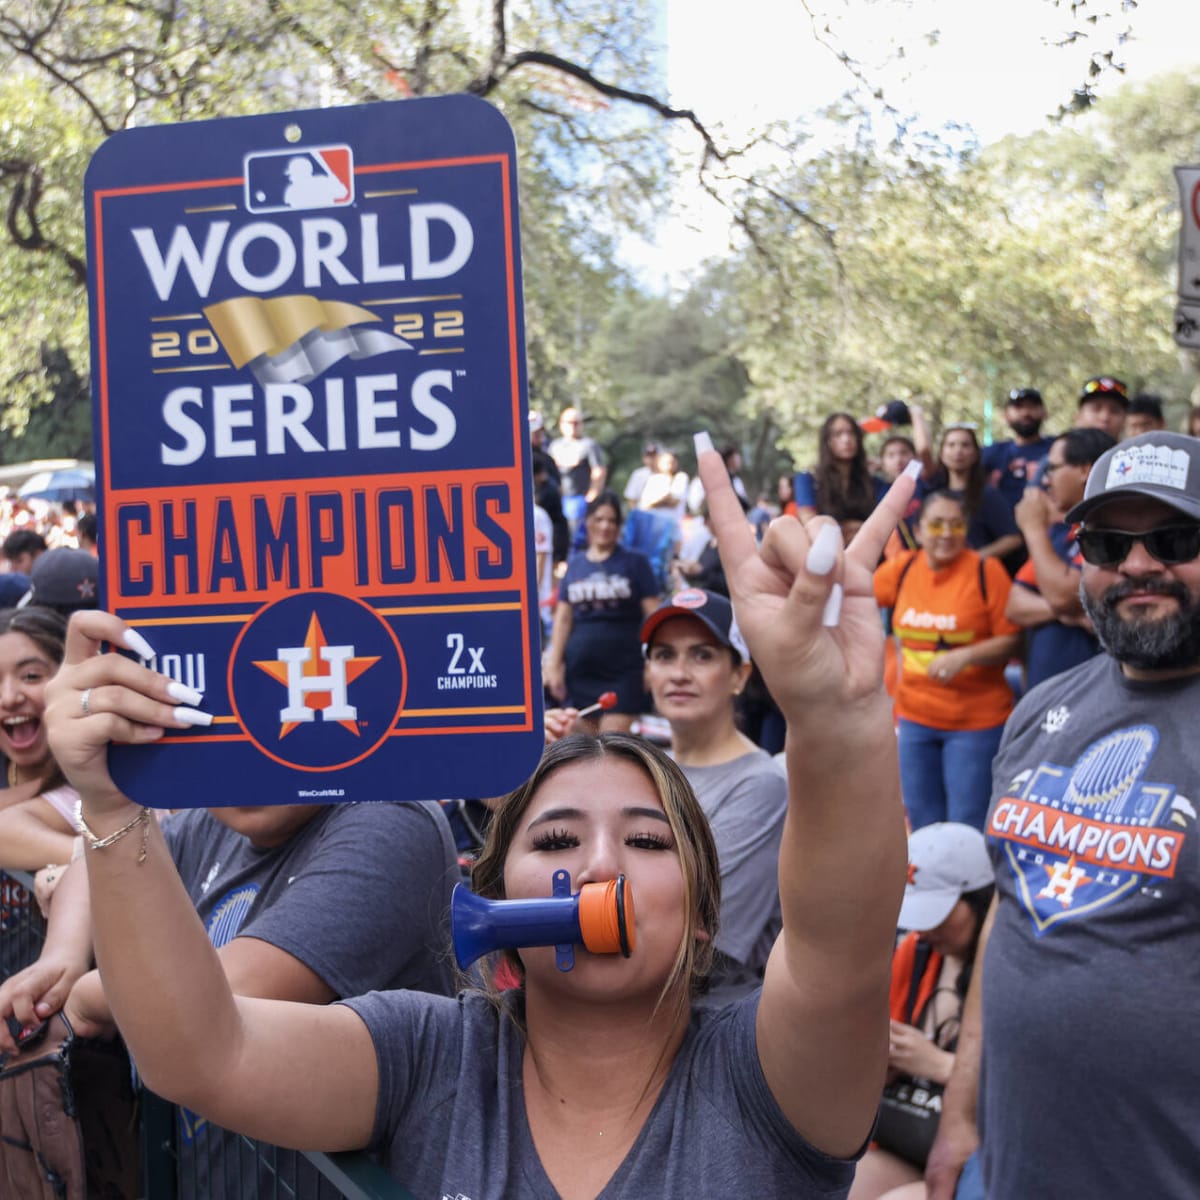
[6,760,19,788]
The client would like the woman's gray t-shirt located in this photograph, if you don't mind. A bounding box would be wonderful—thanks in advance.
[340,989,857,1199]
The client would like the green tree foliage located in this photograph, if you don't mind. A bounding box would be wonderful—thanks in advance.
[0,0,703,461]
[573,274,772,492]
[724,69,1200,463]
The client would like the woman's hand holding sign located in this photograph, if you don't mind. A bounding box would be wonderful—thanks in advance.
[46,612,212,821]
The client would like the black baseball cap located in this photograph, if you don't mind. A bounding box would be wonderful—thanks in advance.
[1078,376,1129,409]
[1006,387,1043,406]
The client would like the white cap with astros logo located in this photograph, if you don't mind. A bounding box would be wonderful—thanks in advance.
[898,823,993,932]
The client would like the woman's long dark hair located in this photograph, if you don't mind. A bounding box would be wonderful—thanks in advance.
[928,881,995,1054]
[955,883,995,999]
[813,413,877,523]
[931,425,985,521]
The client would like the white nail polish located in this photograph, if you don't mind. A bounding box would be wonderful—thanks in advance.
[123,629,156,660]
[693,431,714,457]
[165,680,203,706]
[903,460,923,480]
[173,707,213,727]
[805,524,842,576]
[822,582,844,627]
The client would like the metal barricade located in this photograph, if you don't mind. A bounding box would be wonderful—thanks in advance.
[0,868,47,980]
[0,870,414,1200]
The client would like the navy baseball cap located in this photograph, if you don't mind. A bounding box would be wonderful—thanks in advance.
[18,548,99,612]
[1007,387,1043,406]
[640,588,749,662]
[0,572,31,607]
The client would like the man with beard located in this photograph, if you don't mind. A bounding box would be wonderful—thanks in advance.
[981,387,1056,515]
[927,431,1200,1200]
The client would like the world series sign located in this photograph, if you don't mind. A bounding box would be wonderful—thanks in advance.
[85,95,544,808]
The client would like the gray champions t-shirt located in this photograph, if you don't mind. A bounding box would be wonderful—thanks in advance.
[981,654,1200,1198]
[341,989,858,1200]
[679,749,787,1005]
[163,800,460,1197]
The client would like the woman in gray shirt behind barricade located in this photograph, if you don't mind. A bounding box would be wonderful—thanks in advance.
[43,440,918,1200]
[640,586,787,1008]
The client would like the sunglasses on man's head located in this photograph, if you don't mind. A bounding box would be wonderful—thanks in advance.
[1081,377,1128,398]
[1076,523,1200,567]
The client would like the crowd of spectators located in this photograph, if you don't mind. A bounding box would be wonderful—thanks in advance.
[528,378,1195,817]
[0,380,1198,1198]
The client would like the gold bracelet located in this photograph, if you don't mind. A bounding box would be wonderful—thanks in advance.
[73,801,152,864]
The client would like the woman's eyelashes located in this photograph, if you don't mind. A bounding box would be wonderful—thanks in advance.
[530,827,675,853]
[626,831,674,851]
[531,826,577,851]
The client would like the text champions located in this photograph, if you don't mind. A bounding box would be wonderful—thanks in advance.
[111,199,524,607]
[115,473,516,606]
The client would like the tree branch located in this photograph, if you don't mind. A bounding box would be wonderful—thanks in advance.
[472,49,727,169]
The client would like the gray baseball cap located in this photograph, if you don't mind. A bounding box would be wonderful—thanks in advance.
[1066,432,1200,525]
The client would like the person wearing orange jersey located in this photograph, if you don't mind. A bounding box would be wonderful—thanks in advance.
[875,492,1020,831]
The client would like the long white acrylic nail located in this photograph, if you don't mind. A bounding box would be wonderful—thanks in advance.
[165,680,203,706]
[693,430,714,457]
[805,523,842,576]
[903,460,923,480]
[822,583,844,627]
[173,707,213,727]
[123,629,156,660]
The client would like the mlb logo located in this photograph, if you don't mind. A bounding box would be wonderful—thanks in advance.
[244,145,355,214]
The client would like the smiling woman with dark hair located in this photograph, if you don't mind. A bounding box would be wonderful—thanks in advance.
[0,606,81,874]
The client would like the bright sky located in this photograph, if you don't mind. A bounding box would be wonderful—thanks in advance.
[627,0,1197,286]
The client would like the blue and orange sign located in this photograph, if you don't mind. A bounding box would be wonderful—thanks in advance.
[85,95,543,807]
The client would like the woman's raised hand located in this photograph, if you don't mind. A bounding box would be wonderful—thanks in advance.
[696,434,918,716]
[45,611,211,814]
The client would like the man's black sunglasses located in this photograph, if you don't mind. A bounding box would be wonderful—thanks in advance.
[1077,523,1200,567]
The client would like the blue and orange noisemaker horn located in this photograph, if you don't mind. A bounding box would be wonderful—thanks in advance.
[451,870,635,972]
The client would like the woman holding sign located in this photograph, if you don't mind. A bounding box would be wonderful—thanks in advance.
[43,441,917,1199]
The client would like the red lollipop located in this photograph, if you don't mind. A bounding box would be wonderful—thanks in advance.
[576,691,618,719]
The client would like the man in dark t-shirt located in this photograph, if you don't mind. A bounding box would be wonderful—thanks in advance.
[1006,428,1114,687]
[981,387,1055,514]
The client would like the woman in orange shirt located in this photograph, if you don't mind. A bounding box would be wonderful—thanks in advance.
[874,492,1020,831]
